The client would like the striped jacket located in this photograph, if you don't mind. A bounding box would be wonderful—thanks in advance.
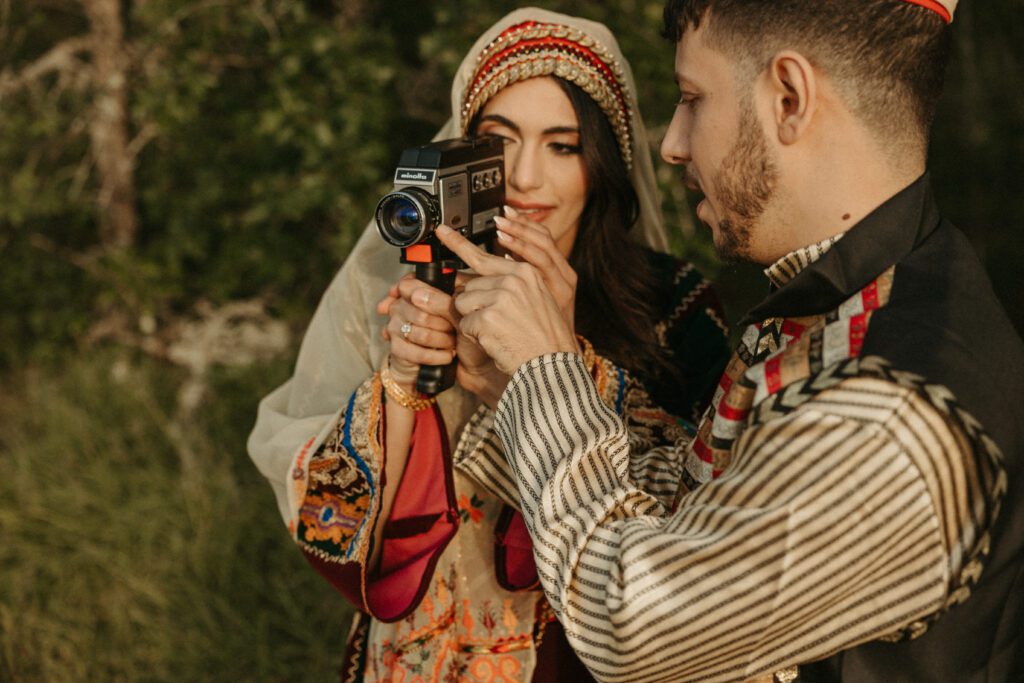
[468,175,1023,682]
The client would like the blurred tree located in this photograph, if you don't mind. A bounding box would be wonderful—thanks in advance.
[83,0,137,247]
[0,0,405,367]
[0,0,136,247]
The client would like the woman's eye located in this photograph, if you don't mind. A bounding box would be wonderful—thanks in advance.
[481,132,510,144]
[550,142,582,155]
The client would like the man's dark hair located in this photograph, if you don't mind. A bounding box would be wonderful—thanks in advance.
[662,0,952,152]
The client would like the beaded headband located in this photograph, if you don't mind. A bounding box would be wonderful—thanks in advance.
[904,0,957,23]
[460,20,634,169]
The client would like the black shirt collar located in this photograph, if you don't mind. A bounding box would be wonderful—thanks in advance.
[739,173,941,326]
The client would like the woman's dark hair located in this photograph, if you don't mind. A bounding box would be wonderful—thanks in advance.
[555,79,673,382]
[472,78,675,382]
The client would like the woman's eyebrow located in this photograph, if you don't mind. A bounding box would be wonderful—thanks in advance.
[479,114,579,136]
[478,114,519,132]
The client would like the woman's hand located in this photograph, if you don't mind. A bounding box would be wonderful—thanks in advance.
[388,274,508,408]
[494,205,578,335]
[376,274,456,390]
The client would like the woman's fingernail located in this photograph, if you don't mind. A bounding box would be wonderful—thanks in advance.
[413,289,430,306]
[503,205,519,218]
[504,253,514,260]
[437,224,452,236]
[496,229,510,242]
[494,215,510,228]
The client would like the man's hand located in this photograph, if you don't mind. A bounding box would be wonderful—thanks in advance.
[434,224,577,375]
[495,205,577,335]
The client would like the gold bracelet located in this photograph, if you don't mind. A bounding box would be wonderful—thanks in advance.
[575,334,596,370]
[380,363,437,412]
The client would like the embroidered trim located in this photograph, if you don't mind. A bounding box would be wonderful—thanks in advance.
[296,380,381,566]
[287,435,317,536]
[340,612,371,683]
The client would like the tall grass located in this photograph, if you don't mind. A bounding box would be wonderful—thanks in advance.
[0,351,352,682]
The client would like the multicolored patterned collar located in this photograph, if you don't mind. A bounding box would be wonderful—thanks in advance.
[763,233,846,289]
[741,173,941,327]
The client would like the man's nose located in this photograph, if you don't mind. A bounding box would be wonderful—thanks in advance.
[660,107,691,165]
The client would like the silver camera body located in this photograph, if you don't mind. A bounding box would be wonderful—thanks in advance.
[375,136,504,265]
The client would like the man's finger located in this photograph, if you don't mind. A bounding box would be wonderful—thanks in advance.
[452,288,501,316]
[460,273,524,294]
[436,225,513,276]
[457,310,485,348]
[454,271,479,288]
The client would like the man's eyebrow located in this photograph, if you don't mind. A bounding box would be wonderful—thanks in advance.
[675,72,700,90]
[479,114,579,136]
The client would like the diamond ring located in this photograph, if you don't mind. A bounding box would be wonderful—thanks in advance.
[400,322,413,339]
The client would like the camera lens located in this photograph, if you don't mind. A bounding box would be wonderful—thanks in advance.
[375,188,437,247]
[388,199,420,234]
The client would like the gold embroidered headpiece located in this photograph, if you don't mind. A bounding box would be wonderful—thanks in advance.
[460,20,634,169]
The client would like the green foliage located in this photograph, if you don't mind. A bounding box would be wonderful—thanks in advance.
[0,351,352,681]
[130,0,400,311]
[0,1,408,367]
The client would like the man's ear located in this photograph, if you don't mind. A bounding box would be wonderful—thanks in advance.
[764,50,817,145]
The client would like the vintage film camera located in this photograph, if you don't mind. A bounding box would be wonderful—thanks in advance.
[375,135,505,396]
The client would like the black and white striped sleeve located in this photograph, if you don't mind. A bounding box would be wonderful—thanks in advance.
[495,353,977,682]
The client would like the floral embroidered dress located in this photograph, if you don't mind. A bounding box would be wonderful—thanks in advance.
[282,253,728,683]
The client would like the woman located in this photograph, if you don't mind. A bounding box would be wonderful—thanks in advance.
[248,8,728,682]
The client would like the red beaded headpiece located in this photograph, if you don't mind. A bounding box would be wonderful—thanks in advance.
[461,20,634,168]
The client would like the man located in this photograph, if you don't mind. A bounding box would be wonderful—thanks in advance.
[425,0,1024,680]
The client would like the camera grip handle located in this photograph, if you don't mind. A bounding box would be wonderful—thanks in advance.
[414,262,458,397]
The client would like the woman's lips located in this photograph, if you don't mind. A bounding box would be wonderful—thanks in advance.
[506,201,553,225]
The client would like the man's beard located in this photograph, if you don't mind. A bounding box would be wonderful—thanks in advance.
[709,103,778,263]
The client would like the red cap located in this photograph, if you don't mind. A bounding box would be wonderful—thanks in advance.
[904,0,956,23]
